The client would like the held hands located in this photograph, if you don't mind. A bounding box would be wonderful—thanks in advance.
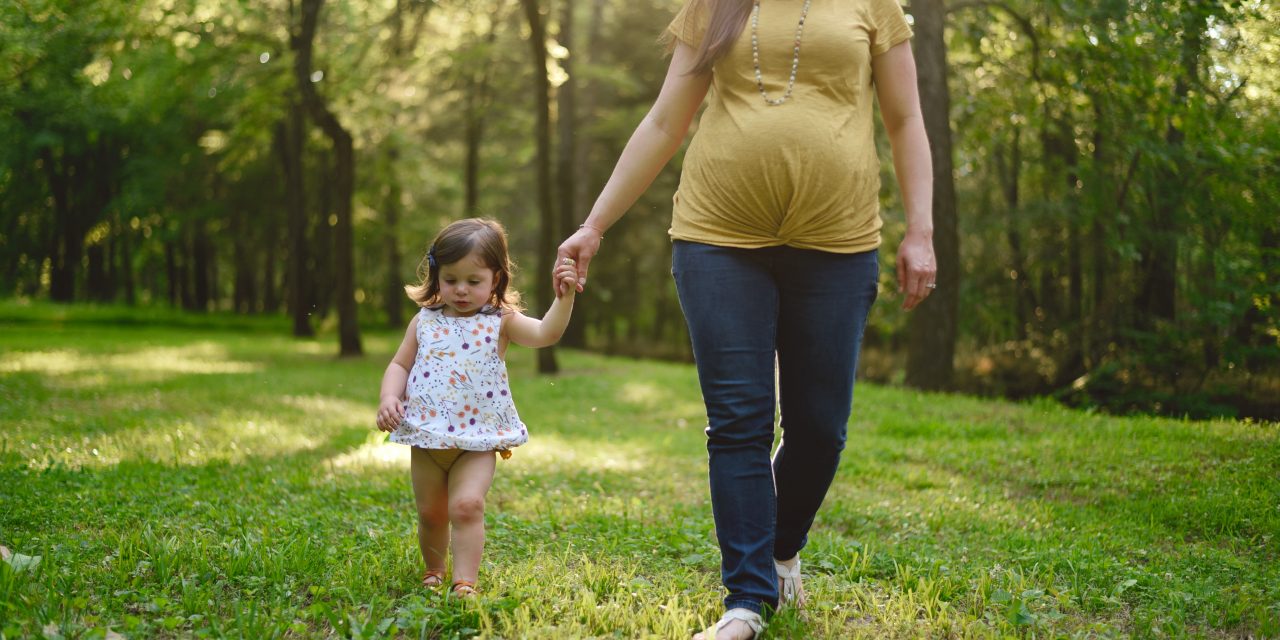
[554,225,603,297]
[554,259,579,299]
[376,395,405,432]
[896,230,938,311]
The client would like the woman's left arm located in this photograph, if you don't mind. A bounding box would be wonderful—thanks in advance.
[873,41,936,311]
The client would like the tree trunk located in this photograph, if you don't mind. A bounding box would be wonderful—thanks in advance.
[521,0,559,374]
[463,79,485,217]
[652,242,675,347]
[463,18,500,216]
[556,0,586,348]
[384,146,404,328]
[105,221,119,302]
[312,147,335,319]
[86,243,107,301]
[1087,95,1109,359]
[232,200,255,313]
[193,220,212,312]
[994,126,1035,339]
[904,0,958,391]
[84,142,116,302]
[381,2,428,328]
[119,213,136,305]
[1042,118,1085,383]
[575,0,605,223]
[178,234,194,310]
[568,0,606,350]
[626,256,640,344]
[276,108,314,336]
[43,149,77,302]
[330,135,361,356]
[295,0,362,356]
[262,236,278,313]
[165,241,178,307]
[1235,226,1278,362]
[1137,10,1204,329]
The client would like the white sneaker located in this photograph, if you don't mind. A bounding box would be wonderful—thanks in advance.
[775,555,806,608]
[692,608,764,640]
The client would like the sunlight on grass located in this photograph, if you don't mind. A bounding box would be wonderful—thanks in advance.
[618,380,664,406]
[289,340,328,355]
[278,394,370,426]
[13,395,372,470]
[15,418,327,469]
[480,549,717,639]
[519,433,644,473]
[615,380,705,420]
[322,432,647,476]
[1,343,263,384]
[325,434,409,471]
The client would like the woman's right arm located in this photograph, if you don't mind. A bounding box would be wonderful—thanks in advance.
[555,40,713,295]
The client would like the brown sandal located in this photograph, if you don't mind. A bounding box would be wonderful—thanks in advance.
[421,569,445,588]
[451,579,477,597]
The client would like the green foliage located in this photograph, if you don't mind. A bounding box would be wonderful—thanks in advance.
[1,302,1278,637]
[944,0,1280,416]
[1,0,1277,414]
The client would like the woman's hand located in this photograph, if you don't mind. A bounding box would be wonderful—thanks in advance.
[554,225,603,297]
[376,395,404,432]
[896,230,937,311]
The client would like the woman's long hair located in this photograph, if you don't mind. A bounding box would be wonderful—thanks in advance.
[675,0,752,75]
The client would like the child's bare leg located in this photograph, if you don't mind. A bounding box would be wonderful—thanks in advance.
[409,447,450,577]
[446,451,496,584]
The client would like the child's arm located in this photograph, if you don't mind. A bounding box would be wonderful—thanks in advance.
[503,262,580,349]
[376,314,420,432]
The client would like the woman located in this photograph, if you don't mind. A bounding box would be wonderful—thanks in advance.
[557,0,935,637]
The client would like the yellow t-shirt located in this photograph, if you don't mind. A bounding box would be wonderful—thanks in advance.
[666,0,913,253]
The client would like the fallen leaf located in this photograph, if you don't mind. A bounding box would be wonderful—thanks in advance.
[6,552,42,572]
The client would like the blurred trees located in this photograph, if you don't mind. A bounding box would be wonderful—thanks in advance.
[0,0,1276,417]
[932,0,1279,416]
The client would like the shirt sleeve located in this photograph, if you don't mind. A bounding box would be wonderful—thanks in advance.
[868,0,914,56]
[666,0,710,49]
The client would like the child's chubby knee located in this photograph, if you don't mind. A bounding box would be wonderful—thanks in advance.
[448,495,486,523]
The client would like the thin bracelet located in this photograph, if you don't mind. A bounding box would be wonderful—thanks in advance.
[579,223,605,239]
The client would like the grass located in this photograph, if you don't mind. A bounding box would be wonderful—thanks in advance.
[1,299,1278,639]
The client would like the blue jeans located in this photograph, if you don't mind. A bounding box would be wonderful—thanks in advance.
[671,240,879,614]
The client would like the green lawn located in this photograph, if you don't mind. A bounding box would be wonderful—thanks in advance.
[1,301,1277,639]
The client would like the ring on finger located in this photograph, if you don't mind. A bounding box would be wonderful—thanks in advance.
[561,257,576,266]
[926,283,937,289]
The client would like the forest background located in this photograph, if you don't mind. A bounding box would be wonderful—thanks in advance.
[2,0,1277,419]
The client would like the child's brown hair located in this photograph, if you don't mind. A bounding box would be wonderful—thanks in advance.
[405,218,522,313]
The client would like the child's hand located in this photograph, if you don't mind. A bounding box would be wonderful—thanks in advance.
[554,259,579,298]
[376,395,404,432]
[556,227,600,297]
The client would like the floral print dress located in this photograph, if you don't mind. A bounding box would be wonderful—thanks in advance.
[390,306,528,452]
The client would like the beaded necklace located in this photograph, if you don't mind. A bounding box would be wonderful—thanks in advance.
[750,0,813,106]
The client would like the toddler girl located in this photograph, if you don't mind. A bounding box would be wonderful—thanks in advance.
[376,217,579,596]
